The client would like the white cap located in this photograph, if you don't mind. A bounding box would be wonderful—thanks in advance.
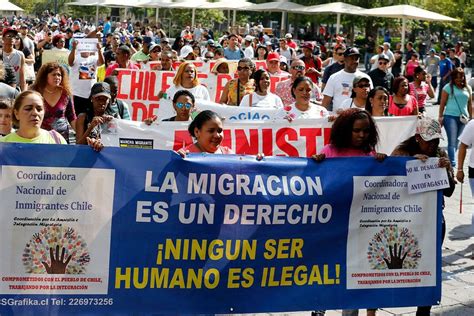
[285,33,292,39]
[244,35,254,42]
[279,55,288,64]
[179,45,194,59]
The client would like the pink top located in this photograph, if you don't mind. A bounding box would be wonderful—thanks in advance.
[185,143,234,154]
[405,60,419,77]
[409,82,429,109]
[320,144,375,157]
[388,95,418,116]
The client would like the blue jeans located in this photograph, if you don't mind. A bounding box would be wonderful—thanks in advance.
[364,52,373,73]
[431,75,438,92]
[443,114,466,167]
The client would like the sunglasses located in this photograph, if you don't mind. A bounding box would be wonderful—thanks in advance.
[237,66,250,71]
[379,61,388,65]
[4,34,17,39]
[336,52,344,56]
[357,84,371,88]
[292,65,305,71]
[176,102,192,109]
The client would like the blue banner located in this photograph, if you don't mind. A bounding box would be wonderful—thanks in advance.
[0,143,442,314]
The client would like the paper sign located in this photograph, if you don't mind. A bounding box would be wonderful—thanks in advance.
[76,38,98,53]
[406,158,450,194]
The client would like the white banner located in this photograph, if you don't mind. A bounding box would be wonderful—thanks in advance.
[102,116,417,157]
[76,38,98,53]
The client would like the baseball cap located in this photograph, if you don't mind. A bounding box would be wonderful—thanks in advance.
[416,117,443,141]
[2,27,18,37]
[207,39,215,46]
[161,37,169,43]
[265,41,272,46]
[279,55,288,65]
[267,51,280,62]
[301,42,315,50]
[143,36,153,44]
[179,45,194,59]
[429,48,436,53]
[352,75,370,87]
[244,35,254,42]
[344,47,360,57]
[378,53,390,61]
[90,82,111,98]
[285,33,292,39]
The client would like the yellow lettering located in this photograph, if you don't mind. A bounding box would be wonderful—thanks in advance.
[115,267,131,289]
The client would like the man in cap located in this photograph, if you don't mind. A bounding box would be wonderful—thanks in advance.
[68,38,105,115]
[300,42,322,84]
[2,28,26,91]
[18,24,34,58]
[368,53,394,93]
[224,34,243,60]
[321,44,346,91]
[266,52,289,78]
[276,59,321,106]
[322,47,372,112]
[243,35,255,59]
[131,36,153,62]
[424,49,440,91]
[201,39,216,58]
[277,38,296,65]
[285,33,297,49]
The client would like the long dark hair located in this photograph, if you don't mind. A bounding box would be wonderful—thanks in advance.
[330,108,379,153]
[365,86,389,115]
[449,67,467,93]
[252,69,269,93]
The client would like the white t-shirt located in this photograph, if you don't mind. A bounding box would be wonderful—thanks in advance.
[244,46,255,59]
[340,98,366,111]
[239,92,284,108]
[458,120,474,168]
[166,84,211,101]
[323,69,372,112]
[70,54,99,98]
[276,102,328,120]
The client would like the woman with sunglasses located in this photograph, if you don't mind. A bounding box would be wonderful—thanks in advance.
[340,76,371,110]
[51,34,68,52]
[409,66,435,113]
[162,90,195,122]
[239,69,283,108]
[388,76,418,116]
[220,58,255,106]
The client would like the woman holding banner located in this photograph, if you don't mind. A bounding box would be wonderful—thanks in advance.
[392,116,455,316]
[278,76,328,120]
[220,58,255,106]
[239,69,283,108]
[30,62,76,143]
[179,110,233,154]
[166,62,210,101]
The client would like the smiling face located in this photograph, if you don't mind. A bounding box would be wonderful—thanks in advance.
[370,90,389,116]
[194,117,224,153]
[15,94,44,131]
[182,64,196,83]
[258,71,271,92]
[344,55,360,73]
[267,60,279,73]
[47,68,62,87]
[397,79,409,96]
[351,117,370,148]
[354,79,370,99]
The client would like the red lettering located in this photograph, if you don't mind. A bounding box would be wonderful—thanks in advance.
[142,71,150,100]
[300,128,322,157]
[131,102,148,121]
[172,61,183,70]
[161,72,175,93]
[130,71,144,99]
[234,129,259,155]
[172,131,193,151]
[254,61,267,70]
[262,128,273,156]
[197,73,208,84]
[148,72,159,101]
[116,69,132,99]
[275,128,299,157]
[269,77,285,93]
[221,129,232,149]
[215,74,232,102]
[323,127,331,146]
[148,103,160,120]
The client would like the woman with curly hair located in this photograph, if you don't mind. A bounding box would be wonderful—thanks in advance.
[313,108,385,160]
[30,62,76,143]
